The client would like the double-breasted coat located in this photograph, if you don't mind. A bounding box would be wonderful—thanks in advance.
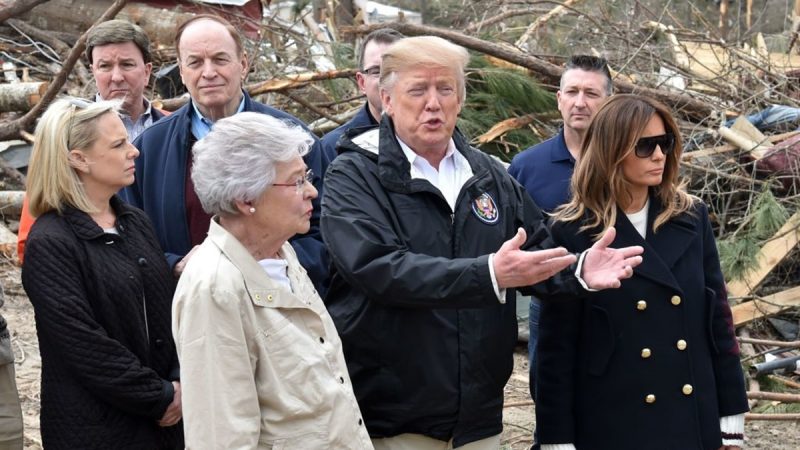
[536,196,748,450]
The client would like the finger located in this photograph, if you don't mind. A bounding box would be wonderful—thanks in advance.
[524,247,572,265]
[623,255,643,269]
[617,245,644,258]
[538,254,577,274]
[591,226,616,251]
[502,227,527,252]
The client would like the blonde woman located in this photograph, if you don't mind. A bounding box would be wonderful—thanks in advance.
[22,98,182,449]
[536,94,748,450]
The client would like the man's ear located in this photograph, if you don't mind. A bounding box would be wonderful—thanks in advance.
[380,87,392,117]
[68,150,90,173]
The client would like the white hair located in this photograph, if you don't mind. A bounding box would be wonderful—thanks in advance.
[191,112,313,215]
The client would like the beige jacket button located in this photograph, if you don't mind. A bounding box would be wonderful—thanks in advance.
[641,348,652,358]
[671,295,681,306]
[682,384,693,395]
[267,294,273,302]
[677,339,687,351]
[636,300,647,311]
[645,394,656,403]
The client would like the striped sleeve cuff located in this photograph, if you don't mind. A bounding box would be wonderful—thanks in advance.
[720,413,745,447]
[541,444,577,450]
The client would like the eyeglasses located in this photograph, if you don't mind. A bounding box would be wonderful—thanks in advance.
[634,133,675,158]
[66,98,92,149]
[272,169,314,193]
[361,66,380,77]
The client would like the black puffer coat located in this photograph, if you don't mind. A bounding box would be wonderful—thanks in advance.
[22,196,182,449]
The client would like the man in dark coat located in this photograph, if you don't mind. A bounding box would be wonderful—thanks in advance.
[319,28,403,160]
[122,15,330,293]
[321,35,644,450]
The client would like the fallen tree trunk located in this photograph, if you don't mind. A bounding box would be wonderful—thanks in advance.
[0,191,24,218]
[0,0,50,23]
[747,391,800,403]
[0,82,48,112]
[343,22,716,122]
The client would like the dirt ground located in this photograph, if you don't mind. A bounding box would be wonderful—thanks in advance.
[2,258,799,449]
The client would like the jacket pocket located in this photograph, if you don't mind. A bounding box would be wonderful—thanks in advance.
[705,287,720,355]
[259,431,328,449]
[586,305,615,377]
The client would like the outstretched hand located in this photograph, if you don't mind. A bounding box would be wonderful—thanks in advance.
[493,228,577,289]
[582,227,644,290]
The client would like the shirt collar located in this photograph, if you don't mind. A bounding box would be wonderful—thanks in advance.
[190,92,246,140]
[397,137,457,169]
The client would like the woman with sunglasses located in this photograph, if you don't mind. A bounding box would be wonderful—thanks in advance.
[535,94,748,450]
[172,112,373,449]
[21,98,182,449]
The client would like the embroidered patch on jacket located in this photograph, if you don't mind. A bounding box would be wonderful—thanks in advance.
[472,192,499,224]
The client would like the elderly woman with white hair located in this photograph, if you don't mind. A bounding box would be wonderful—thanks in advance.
[172,111,373,449]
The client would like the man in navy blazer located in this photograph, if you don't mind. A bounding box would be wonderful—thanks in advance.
[319,28,403,160]
[122,15,330,293]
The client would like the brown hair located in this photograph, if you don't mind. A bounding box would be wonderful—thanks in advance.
[86,19,151,64]
[357,28,404,70]
[553,94,695,237]
[174,14,244,59]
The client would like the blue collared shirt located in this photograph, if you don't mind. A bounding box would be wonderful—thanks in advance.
[508,129,575,213]
[190,94,246,140]
[96,94,154,141]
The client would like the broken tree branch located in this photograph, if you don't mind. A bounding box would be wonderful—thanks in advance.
[343,22,716,121]
[0,0,127,141]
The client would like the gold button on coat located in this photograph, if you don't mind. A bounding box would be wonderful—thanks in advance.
[267,294,273,302]
[636,300,647,311]
[645,394,656,403]
[641,348,651,358]
[677,339,687,350]
[671,295,681,306]
[682,384,693,395]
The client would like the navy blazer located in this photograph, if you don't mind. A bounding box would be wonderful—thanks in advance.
[122,92,330,293]
[536,196,748,450]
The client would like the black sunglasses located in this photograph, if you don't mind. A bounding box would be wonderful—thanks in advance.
[634,133,675,158]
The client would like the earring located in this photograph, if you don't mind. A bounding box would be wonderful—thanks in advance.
[249,207,256,214]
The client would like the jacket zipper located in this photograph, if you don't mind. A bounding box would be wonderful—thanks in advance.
[142,293,150,343]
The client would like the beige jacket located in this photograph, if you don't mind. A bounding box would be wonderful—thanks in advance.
[173,219,373,450]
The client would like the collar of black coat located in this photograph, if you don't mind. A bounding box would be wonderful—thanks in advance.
[59,194,137,240]
[610,192,699,292]
[338,115,494,195]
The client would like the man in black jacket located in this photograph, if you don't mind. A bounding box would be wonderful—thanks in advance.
[321,36,644,449]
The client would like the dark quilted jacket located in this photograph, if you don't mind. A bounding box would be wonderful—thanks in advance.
[22,196,182,449]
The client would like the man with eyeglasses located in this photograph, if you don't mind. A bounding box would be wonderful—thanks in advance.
[320,28,404,160]
[507,54,613,392]
[122,15,330,295]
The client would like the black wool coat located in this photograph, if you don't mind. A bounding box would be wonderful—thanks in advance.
[22,196,182,449]
[536,196,748,450]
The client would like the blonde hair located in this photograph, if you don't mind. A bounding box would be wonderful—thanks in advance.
[379,36,470,102]
[553,94,695,237]
[27,98,120,217]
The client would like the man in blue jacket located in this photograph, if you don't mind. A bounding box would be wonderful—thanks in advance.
[319,28,403,160]
[122,15,330,292]
[508,55,612,385]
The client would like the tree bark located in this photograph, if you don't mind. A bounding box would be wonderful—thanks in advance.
[0,0,128,141]
[7,18,93,86]
[0,0,50,23]
[343,22,716,122]
[0,82,48,112]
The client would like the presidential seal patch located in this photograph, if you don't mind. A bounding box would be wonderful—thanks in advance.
[472,192,499,224]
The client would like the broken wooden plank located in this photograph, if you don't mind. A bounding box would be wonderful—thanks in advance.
[745,413,800,421]
[718,125,771,159]
[682,130,800,161]
[732,285,800,326]
[727,211,800,299]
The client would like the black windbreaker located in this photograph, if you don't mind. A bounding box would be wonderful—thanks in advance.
[321,117,581,447]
